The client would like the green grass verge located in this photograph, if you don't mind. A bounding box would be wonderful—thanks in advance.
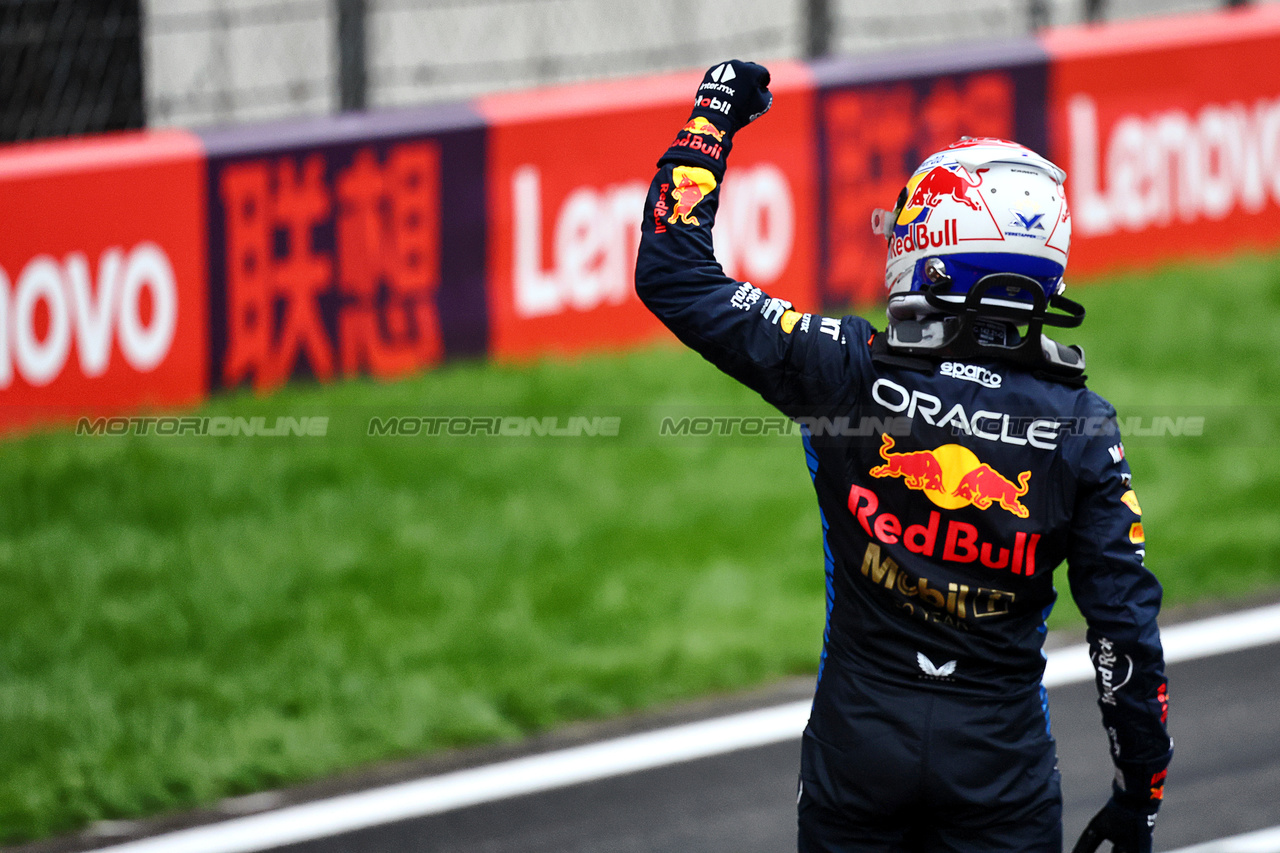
[3,252,1280,842]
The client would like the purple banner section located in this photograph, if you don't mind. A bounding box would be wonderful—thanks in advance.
[809,38,1048,88]
[198,104,488,393]
[812,40,1050,308]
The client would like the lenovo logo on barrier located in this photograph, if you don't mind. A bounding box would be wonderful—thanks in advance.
[1069,93,1280,235]
[512,163,794,318]
[0,243,177,388]
[512,166,646,318]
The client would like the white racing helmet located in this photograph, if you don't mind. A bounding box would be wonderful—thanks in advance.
[870,137,1085,374]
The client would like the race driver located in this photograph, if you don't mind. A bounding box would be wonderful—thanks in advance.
[634,60,1173,853]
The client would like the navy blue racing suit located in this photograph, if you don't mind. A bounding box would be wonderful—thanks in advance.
[635,158,1172,852]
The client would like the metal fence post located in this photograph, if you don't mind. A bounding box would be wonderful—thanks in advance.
[337,0,367,112]
[1028,0,1050,30]
[805,0,833,59]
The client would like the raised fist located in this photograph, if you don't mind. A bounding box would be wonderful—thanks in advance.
[661,60,772,176]
[689,60,772,134]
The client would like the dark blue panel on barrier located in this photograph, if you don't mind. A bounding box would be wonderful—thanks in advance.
[198,102,485,157]
[812,41,1049,309]
[199,104,489,393]
[810,39,1047,88]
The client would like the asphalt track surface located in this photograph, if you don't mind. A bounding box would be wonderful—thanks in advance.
[261,630,1280,853]
[28,605,1279,853]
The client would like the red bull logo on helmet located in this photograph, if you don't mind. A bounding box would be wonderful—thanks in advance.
[890,162,994,258]
[889,218,959,258]
[869,434,1031,518]
[896,164,987,227]
[908,164,986,213]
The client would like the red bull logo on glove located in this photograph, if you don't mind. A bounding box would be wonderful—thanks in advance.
[669,118,726,161]
[870,434,1031,518]
[667,166,717,226]
[681,116,726,141]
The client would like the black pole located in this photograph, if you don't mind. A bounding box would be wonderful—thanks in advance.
[337,0,367,111]
[1084,0,1106,23]
[1027,0,1050,30]
[805,0,833,59]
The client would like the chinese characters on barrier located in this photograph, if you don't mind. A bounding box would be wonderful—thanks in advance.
[219,142,443,391]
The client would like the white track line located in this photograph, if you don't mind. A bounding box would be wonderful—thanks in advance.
[1044,601,1280,686]
[1165,824,1280,852]
[88,601,1280,853]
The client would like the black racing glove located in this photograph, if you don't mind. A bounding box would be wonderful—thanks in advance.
[1072,768,1166,853]
[659,60,773,177]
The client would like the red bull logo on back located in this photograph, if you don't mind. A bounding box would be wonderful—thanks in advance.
[850,483,1041,576]
[869,433,1031,518]
[869,434,944,491]
[952,463,1031,518]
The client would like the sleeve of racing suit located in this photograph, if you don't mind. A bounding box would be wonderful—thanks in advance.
[1066,405,1173,809]
[635,162,862,417]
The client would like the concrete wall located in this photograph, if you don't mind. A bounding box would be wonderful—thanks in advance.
[145,0,335,127]
[143,0,1257,129]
